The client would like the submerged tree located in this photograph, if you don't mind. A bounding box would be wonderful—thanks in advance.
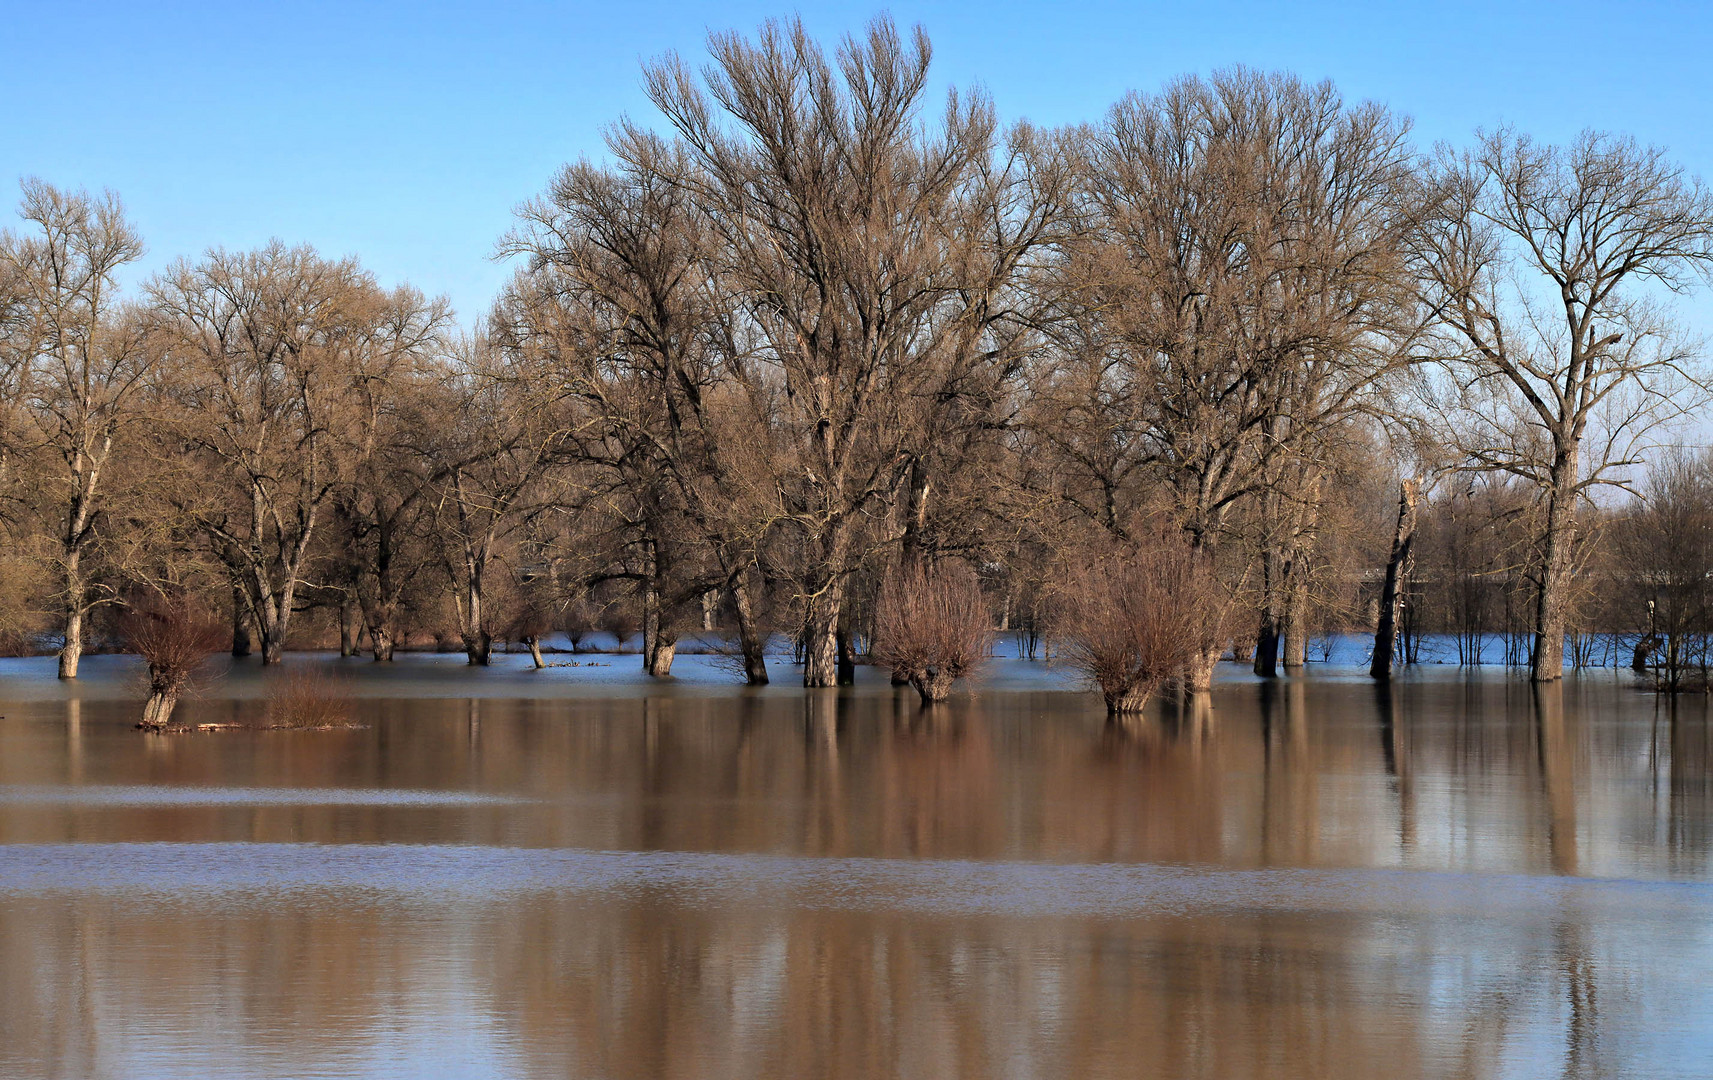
[149,243,445,663]
[870,561,991,703]
[1616,447,1713,690]
[1058,534,1227,714]
[121,594,224,728]
[1411,129,1713,681]
[1042,68,1415,685]
[644,16,1057,686]
[0,180,149,678]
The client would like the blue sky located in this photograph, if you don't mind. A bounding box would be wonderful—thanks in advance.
[4,1,1711,322]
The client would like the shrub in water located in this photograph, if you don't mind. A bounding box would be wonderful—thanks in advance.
[871,562,992,704]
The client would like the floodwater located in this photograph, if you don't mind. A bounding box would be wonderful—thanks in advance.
[2,653,1711,1079]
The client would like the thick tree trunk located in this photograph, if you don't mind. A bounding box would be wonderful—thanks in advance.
[526,635,545,669]
[642,563,660,665]
[256,589,287,663]
[909,666,954,704]
[255,588,286,664]
[730,570,770,686]
[464,630,492,666]
[460,570,490,665]
[1371,479,1420,681]
[139,683,181,729]
[640,545,676,676]
[645,633,677,677]
[1532,448,1579,683]
[802,575,844,689]
[1182,647,1221,693]
[1105,684,1154,715]
[836,623,856,686]
[370,622,396,662]
[250,566,295,666]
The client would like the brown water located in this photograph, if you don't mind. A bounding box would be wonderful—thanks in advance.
[2,654,1711,1078]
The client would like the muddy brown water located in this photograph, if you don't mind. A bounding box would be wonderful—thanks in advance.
[2,653,1711,1078]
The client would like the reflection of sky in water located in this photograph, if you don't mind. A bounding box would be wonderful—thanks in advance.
[3,842,1711,916]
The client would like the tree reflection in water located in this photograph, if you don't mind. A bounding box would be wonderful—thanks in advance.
[1,671,1711,1078]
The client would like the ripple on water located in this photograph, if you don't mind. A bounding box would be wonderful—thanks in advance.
[0,842,1708,922]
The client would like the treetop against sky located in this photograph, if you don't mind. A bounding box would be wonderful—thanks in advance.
[4,0,1711,323]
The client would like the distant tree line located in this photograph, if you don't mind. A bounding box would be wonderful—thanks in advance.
[4,16,1713,695]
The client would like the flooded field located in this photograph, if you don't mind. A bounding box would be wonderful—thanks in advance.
[2,653,1711,1078]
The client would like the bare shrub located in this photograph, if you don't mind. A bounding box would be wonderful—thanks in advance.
[119,596,225,729]
[264,668,356,729]
[1057,539,1226,715]
[870,562,992,704]
[600,600,640,651]
[503,594,555,669]
[561,596,597,653]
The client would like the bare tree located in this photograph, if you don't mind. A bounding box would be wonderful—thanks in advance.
[499,137,774,681]
[1615,447,1713,690]
[1042,69,1415,685]
[0,180,148,677]
[121,594,224,729]
[1411,129,1713,680]
[332,293,448,660]
[150,243,441,663]
[422,335,562,665]
[644,16,1055,686]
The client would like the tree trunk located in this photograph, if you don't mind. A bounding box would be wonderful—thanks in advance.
[1371,479,1419,680]
[58,561,84,680]
[139,683,181,729]
[464,629,492,666]
[836,623,856,686]
[339,590,360,657]
[231,582,253,657]
[730,569,770,685]
[645,632,677,677]
[802,574,844,688]
[526,634,545,669]
[1177,646,1221,693]
[370,622,396,662]
[910,666,954,704]
[1281,578,1307,670]
[1532,448,1579,683]
[1105,684,1154,715]
[461,569,490,665]
[1254,547,1282,677]
[256,592,285,664]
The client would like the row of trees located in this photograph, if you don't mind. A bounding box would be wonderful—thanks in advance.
[4,17,1713,698]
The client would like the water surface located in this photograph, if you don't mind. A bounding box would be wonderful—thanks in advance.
[2,654,1710,1078]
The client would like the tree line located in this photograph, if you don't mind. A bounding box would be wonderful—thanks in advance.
[4,16,1713,701]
